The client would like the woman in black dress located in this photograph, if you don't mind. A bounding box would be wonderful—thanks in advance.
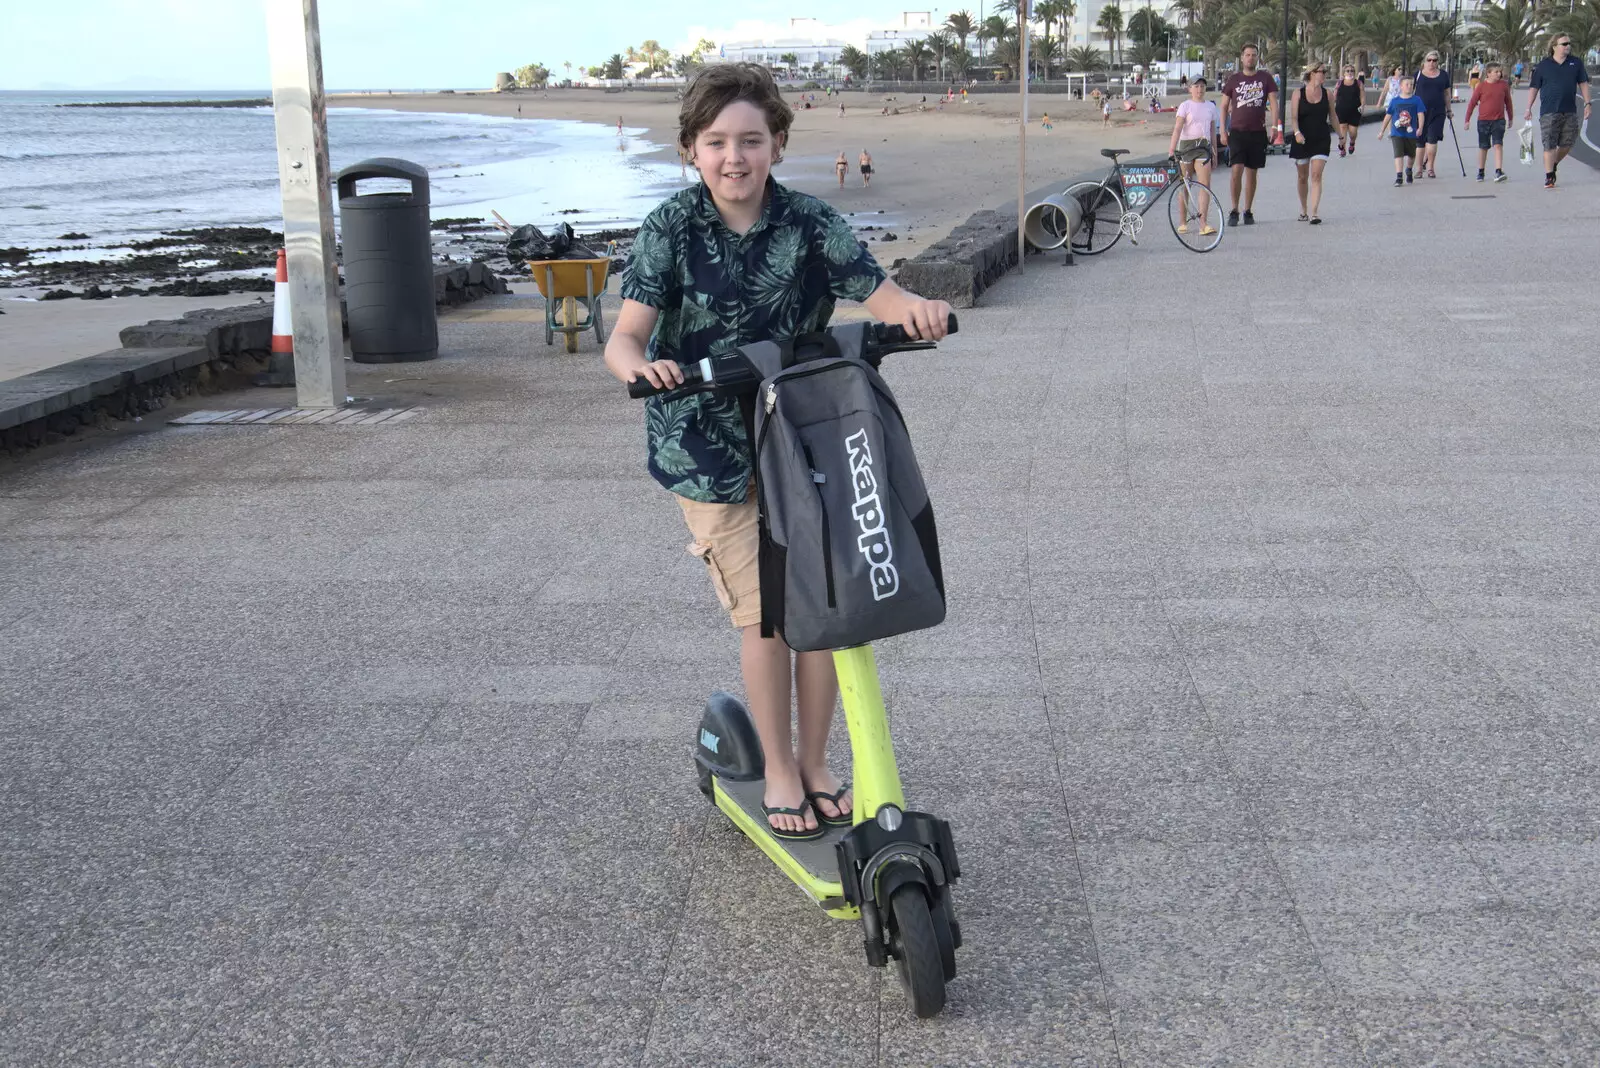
[1335,65,1365,156]
[1289,64,1338,224]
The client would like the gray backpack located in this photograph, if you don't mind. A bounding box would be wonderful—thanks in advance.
[753,351,945,652]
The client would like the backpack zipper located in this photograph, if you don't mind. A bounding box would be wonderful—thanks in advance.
[799,446,837,609]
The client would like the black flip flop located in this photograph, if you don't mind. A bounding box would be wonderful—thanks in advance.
[805,783,854,827]
[762,801,823,840]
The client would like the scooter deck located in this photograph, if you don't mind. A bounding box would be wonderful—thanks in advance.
[717,776,855,915]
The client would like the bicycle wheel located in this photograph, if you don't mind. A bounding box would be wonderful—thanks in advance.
[1063,181,1125,256]
[1167,178,1224,252]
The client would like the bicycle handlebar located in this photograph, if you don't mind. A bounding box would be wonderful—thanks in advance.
[625,314,958,400]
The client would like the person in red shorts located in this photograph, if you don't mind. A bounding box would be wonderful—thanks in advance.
[1219,44,1280,227]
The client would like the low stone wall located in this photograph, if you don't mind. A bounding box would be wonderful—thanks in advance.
[2,260,506,452]
[895,211,1021,308]
[435,261,509,305]
[895,159,1149,307]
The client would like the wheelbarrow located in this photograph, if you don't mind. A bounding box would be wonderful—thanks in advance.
[528,245,613,353]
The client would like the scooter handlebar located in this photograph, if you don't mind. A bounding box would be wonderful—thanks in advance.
[626,359,706,399]
[871,312,960,349]
[624,314,958,399]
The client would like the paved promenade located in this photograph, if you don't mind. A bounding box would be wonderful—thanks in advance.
[3,139,1599,1066]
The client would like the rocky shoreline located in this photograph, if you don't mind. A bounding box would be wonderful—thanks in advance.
[3,217,641,303]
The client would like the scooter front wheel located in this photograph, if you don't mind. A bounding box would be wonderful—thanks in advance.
[890,885,946,1018]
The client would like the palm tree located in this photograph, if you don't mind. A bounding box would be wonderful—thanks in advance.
[1186,10,1230,76]
[1127,8,1173,49]
[1551,0,1600,59]
[1034,33,1065,78]
[926,30,958,80]
[1417,17,1461,60]
[637,40,669,75]
[779,52,799,78]
[1067,44,1108,71]
[1129,40,1161,71]
[1097,3,1125,68]
[905,39,934,81]
[1471,0,1542,67]
[604,53,626,80]
[1035,0,1077,51]
[990,37,1022,78]
[839,45,870,80]
[1329,0,1406,69]
[946,10,977,57]
[949,47,975,78]
[875,47,909,80]
[980,14,1014,59]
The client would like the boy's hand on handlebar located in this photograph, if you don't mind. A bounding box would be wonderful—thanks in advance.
[900,298,954,341]
[629,359,684,391]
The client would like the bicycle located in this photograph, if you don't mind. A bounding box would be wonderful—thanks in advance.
[1065,149,1225,255]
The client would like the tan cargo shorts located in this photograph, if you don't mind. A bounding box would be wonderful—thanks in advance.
[676,492,762,629]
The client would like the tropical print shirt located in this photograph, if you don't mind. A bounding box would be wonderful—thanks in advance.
[620,179,886,503]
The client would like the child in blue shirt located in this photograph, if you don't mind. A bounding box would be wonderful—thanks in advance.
[1380,77,1426,185]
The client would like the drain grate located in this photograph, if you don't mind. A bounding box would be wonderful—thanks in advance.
[169,406,423,426]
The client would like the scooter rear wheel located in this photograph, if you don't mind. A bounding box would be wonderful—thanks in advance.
[890,885,946,1018]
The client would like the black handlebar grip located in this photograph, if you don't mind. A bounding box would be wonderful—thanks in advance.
[874,313,960,346]
[627,361,703,398]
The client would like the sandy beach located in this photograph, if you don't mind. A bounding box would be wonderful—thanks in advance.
[330,87,1175,265]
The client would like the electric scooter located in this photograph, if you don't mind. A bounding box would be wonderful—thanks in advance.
[628,316,963,1018]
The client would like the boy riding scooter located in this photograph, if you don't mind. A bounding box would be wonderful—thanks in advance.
[602,64,952,840]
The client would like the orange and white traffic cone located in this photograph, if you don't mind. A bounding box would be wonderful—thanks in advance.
[271,249,292,359]
[256,248,298,387]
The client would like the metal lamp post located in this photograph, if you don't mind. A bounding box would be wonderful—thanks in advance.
[265,0,345,409]
[1281,0,1291,121]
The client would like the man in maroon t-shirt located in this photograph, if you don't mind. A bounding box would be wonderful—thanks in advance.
[1219,44,1281,226]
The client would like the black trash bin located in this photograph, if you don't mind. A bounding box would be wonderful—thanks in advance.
[336,157,438,363]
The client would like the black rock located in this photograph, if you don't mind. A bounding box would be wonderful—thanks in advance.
[881,232,898,241]
[40,289,75,300]
[59,232,91,241]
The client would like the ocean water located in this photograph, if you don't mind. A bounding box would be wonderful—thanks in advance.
[0,90,683,256]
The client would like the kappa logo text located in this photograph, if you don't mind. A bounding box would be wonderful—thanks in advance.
[844,428,899,600]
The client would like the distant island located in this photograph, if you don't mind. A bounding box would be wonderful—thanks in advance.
[60,99,272,108]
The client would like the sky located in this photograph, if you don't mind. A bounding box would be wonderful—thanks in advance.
[0,0,965,91]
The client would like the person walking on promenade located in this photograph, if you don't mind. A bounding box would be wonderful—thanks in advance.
[1219,43,1280,226]
[1525,34,1592,188]
[1290,64,1337,223]
[1381,77,1426,186]
[1413,51,1451,178]
[858,149,874,187]
[1381,65,1403,108]
[835,150,848,188]
[1168,77,1220,235]
[1335,66,1365,156]
[1464,62,1514,182]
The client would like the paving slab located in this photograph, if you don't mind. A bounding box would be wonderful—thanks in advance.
[3,136,1600,1064]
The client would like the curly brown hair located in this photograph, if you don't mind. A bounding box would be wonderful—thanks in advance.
[677,63,793,160]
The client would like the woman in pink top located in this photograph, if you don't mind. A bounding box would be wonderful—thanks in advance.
[1168,77,1221,234]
